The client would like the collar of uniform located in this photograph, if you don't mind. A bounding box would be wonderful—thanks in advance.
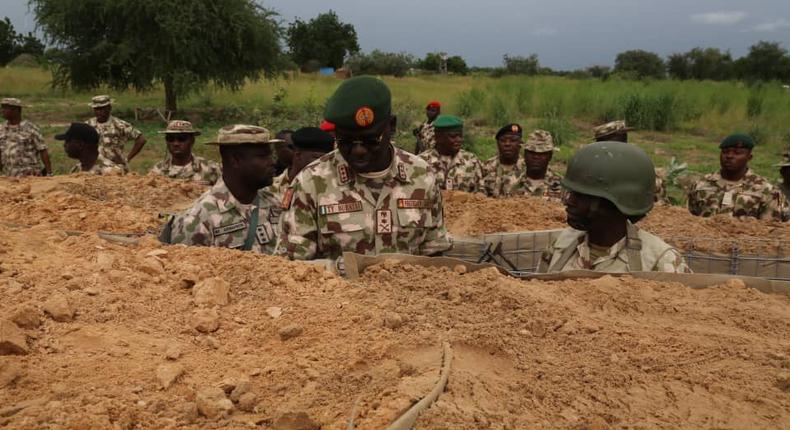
[713,168,755,185]
[212,178,245,214]
[335,147,411,186]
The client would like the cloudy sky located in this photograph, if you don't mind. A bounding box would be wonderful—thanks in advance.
[3,0,789,69]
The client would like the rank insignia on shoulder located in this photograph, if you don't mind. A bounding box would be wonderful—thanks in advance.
[338,165,351,184]
[318,201,364,216]
[256,224,272,245]
[281,188,294,210]
[397,163,407,181]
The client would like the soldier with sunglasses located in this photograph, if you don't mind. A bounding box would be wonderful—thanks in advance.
[149,120,221,185]
[275,76,451,269]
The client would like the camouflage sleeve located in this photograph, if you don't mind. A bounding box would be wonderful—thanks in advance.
[472,159,484,193]
[119,119,142,140]
[653,248,693,274]
[273,177,319,260]
[30,124,46,152]
[206,161,222,185]
[686,181,704,216]
[762,188,787,221]
[149,162,165,176]
[169,212,212,247]
[419,182,452,256]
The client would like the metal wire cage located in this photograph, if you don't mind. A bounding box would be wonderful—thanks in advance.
[447,230,790,280]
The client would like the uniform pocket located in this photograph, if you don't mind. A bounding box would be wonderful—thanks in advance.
[396,208,435,228]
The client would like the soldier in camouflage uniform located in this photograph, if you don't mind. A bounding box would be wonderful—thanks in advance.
[273,129,294,176]
[687,134,787,221]
[86,95,147,171]
[537,142,690,274]
[481,123,525,197]
[509,130,563,200]
[419,115,483,193]
[275,76,451,266]
[0,98,52,177]
[55,122,124,175]
[776,153,790,202]
[266,127,335,227]
[593,120,668,203]
[149,120,221,185]
[169,125,284,254]
[413,101,440,154]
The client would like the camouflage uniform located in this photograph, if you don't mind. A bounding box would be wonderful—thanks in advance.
[86,116,142,169]
[416,121,436,151]
[69,154,124,175]
[654,171,668,203]
[274,148,452,261]
[170,178,279,254]
[538,223,691,274]
[480,156,525,198]
[149,155,221,185]
[687,170,787,221]
[776,154,790,202]
[510,170,564,199]
[419,148,483,193]
[0,120,46,177]
[264,170,290,227]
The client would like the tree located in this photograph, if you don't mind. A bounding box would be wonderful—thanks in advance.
[614,50,665,79]
[502,54,540,75]
[16,33,45,58]
[346,50,414,77]
[586,65,611,79]
[446,55,468,75]
[0,17,17,65]
[735,41,790,82]
[667,53,691,80]
[287,11,359,70]
[418,52,468,75]
[31,0,282,112]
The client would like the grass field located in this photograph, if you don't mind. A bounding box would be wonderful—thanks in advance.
[1,66,788,196]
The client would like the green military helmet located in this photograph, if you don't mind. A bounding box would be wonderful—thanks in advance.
[562,141,655,216]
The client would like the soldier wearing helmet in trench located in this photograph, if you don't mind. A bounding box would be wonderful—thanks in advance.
[537,141,691,274]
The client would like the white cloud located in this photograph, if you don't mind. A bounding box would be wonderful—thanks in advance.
[752,18,790,32]
[690,11,747,25]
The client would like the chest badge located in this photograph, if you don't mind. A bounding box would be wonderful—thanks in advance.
[376,209,393,234]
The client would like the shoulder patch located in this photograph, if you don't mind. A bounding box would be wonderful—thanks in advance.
[318,201,363,216]
[397,199,433,209]
[338,165,351,184]
[213,221,246,236]
[281,188,294,210]
[397,163,407,181]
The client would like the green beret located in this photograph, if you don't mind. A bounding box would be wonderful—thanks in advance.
[433,115,464,131]
[719,133,755,150]
[324,76,391,131]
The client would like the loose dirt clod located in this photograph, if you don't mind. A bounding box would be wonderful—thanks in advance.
[42,294,74,322]
[0,320,28,355]
[272,411,320,430]
[278,324,303,341]
[10,305,40,329]
[193,277,230,307]
[195,387,233,419]
[155,363,185,390]
[190,309,220,333]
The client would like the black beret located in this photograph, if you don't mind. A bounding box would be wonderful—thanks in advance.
[495,123,522,140]
[291,127,335,153]
[55,122,100,145]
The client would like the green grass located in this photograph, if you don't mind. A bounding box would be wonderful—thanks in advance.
[2,67,788,185]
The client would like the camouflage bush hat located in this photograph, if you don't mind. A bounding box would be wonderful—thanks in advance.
[432,115,464,131]
[207,124,284,146]
[89,95,113,108]
[593,120,632,139]
[324,76,392,131]
[495,123,522,140]
[1,98,25,108]
[719,133,755,150]
[524,130,556,153]
[158,120,201,136]
[773,153,790,167]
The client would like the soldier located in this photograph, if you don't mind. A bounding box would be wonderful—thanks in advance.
[419,115,483,193]
[273,129,294,176]
[275,76,451,266]
[776,153,790,201]
[413,101,440,154]
[266,127,335,226]
[537,142,690,274]
[687,134,786,221]
[86,95,147,171]
[168,125,283,254]
[593,120,667,203]
[0,98,51,177]
[509,130,563,200]
[149,120,221,185]
[55,122,123,175]
[481,123,525,197]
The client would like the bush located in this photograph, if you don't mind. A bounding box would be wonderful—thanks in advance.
[345,50,414,77]
[456,88,486,118]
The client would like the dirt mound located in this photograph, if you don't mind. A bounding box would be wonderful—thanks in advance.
[1,220,789,429]
[0,174,205,233]
[444,191,790,254]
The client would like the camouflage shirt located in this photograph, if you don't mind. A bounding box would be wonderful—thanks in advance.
[149,155,221,185]
[416,121,436,151]
[69,154,124,176]
[509,169,564,200]
[655,174,668,204]
[480,156,525,198]
[419,148,483,193]
[86,116,142,168]
[687,170,787,221]
[0,120,46,177]
[274,148,452,262]
[263,170,291,228]
[779,181,790,202]
[537,224,691,274]
[170,178,280,254]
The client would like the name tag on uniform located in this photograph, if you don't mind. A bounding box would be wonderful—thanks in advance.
[318,201,363,216]
[397,199,432,209]
[377,209,392,234]
[214,221,246,236]
[281,188,294,210]
[722,191,734,207]
[256,224,273,245]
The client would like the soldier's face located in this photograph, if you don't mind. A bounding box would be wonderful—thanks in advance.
[525,150,552,173]
[64,139,84,159]
[1,105,20,121]
[780,166,790,183]
[497,134,521,161]
[93,106,111,122]
[336,120,393,173]
[563,191,618,231]
[230,145,274,189]
[435,130,463,156]
[165,134,195,157]
[274,135,294,166]
[426,106,440,121]
[720,147,751,172]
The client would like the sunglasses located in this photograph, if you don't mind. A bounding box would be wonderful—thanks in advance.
[165,134,193,142]
[335,131,387,149]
